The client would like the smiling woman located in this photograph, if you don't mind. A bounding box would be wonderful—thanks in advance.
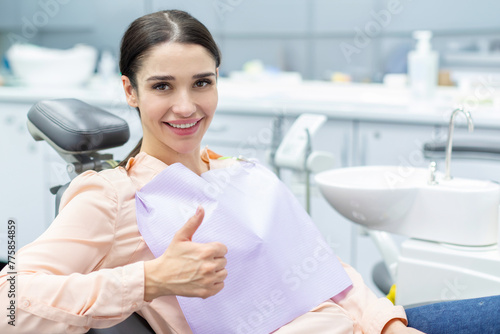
[0,9,424,334]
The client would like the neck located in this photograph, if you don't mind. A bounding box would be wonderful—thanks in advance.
[178,152,209,175]
[140,141,209,176]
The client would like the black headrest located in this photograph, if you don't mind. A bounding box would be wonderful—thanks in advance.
[27,99,130,153]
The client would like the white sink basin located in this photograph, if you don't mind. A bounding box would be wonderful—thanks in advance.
[315,166,500,246]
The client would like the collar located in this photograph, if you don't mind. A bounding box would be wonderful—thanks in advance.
[125,147,229,190]
[125,147,223,171]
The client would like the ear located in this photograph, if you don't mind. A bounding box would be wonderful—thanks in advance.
[122,75,139,108]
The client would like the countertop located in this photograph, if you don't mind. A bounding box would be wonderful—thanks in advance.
[1,77,500,128]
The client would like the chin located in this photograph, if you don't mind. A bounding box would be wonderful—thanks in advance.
[170,143,201,155]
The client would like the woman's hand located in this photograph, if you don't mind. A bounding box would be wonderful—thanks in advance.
[382,319,426,334]
[144,206,228,301]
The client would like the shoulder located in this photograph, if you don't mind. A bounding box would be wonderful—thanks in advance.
[60,167,133,210]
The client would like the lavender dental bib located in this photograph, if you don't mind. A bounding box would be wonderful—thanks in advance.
[136,160,352,334]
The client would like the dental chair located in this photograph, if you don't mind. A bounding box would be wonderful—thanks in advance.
[27,99,155,334]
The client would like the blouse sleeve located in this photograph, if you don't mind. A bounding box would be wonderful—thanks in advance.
[0,171,148,333]
[332,260,408,333]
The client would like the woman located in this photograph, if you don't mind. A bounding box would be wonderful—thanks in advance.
[0,10,423,333]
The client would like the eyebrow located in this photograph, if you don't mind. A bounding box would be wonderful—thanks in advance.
[146,72,216,81]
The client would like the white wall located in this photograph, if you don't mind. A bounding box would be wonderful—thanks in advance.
[1,0,500,81]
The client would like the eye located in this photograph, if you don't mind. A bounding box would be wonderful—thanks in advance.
[152,82,170,91]
[194,79,212,88]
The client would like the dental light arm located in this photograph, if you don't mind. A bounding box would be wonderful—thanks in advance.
[272,113,334,214]
[274,113,333,171]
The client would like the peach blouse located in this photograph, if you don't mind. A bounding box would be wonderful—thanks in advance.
[0,150,406,333]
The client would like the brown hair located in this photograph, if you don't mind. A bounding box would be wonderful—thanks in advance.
[118,10,221,167]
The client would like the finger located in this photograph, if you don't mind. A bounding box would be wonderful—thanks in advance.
[211,281,225,297]
[215,268,228,282]
[207,241,228,258]
[217,257,227,268]
[172,206,204,242]
[214,257,227,271]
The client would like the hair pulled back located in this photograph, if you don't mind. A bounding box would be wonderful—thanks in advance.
[118,10,221,166]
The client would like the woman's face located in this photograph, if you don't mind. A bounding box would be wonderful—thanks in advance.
[123,42,218,160]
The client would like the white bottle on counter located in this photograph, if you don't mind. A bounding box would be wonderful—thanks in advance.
[408,30,439,100]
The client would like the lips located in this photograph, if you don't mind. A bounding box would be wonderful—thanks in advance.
[163,118,202,136]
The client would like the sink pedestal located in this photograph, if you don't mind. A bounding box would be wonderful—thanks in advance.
[397,238,500,306]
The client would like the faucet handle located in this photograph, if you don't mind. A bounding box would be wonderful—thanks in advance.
[428,161,438,185]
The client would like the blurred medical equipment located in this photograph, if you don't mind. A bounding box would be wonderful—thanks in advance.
[7,44,98,87]
[316,107,500,307]
[268,113,335,213]
[228,59,302,84]
[408,30,439,100]
[27,98,154,334]
[424,136,500,162]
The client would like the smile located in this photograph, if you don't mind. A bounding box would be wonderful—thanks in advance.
[166,121,198,129]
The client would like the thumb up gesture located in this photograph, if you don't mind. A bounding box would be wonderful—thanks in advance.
[144,206,228,301]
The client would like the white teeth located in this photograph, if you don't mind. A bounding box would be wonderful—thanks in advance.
[168,121,197,129]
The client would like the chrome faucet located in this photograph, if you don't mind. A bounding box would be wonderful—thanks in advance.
[444,107,474,180]
[428,161,438,185]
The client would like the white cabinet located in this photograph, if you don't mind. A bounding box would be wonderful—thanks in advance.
[357,121,500,181]
[202,112,277,167]
[0,102,48,261]
[357,121,440,167]
[312,119,353,168]
[309,119,354,264]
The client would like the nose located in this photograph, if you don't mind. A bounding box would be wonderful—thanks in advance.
[171,89,196,117]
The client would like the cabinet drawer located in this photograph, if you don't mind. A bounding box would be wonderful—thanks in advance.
[202,113,275,150]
